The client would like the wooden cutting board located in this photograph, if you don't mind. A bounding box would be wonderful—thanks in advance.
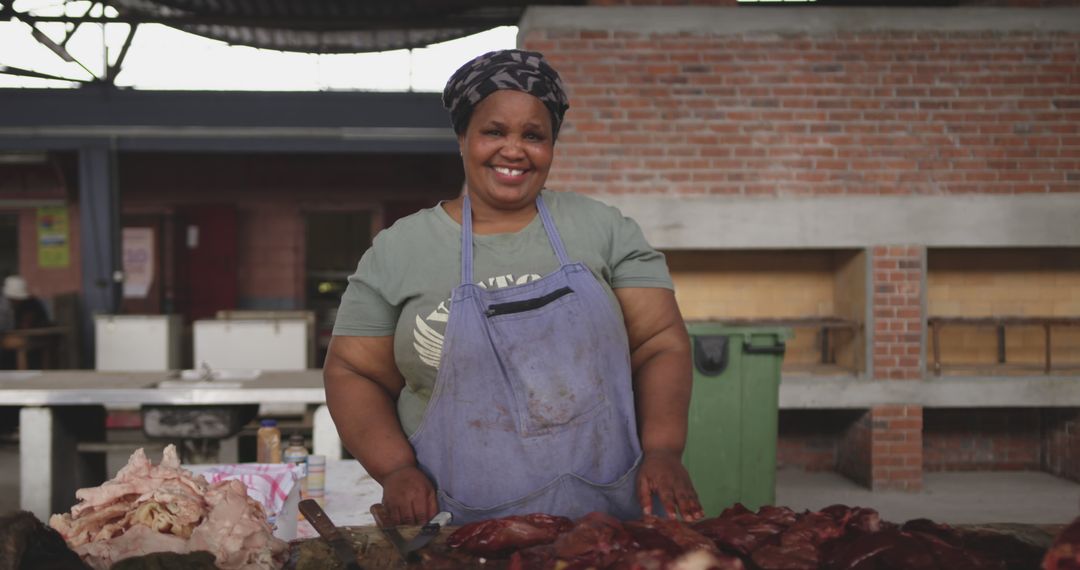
[287,524,463,570]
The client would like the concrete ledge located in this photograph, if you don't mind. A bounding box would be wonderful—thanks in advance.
[521,7,1080,36]
[779,374,1080,409]
[595,194,1080,249]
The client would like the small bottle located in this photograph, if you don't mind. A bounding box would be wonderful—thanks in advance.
[283,434,309,489]
[256,419,282,463]
[306,454,326,506]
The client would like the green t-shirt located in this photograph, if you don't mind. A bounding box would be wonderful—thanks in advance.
[332,189,673,435]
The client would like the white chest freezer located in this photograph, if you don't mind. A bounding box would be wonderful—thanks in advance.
[193,319,308,371]
[94,314,182,371]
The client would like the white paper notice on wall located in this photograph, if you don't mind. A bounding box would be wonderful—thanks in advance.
[187,225,199,249]
[122,227,154,299]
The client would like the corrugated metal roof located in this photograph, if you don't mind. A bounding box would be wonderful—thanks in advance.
[107,0,578,53]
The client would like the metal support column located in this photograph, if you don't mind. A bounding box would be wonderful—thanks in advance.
[78,145,121,366]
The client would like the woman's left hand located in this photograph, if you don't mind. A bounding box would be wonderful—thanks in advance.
[636,449,705,522]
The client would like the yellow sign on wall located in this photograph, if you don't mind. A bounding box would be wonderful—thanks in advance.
[37,206,70,268]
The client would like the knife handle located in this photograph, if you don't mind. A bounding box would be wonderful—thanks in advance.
[299,498,343,541]
[370,503,391,528]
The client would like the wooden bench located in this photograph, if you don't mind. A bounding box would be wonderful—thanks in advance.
[0,326,70,370]
[928,316,1080,375]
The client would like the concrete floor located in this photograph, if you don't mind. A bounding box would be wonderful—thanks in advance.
[775,468,1080,525]
[1,440,1077,526]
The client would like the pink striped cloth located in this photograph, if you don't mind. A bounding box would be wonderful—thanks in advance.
[203,463,302,516]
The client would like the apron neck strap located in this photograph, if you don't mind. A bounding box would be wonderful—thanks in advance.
[536,193,571,267]
[461,192,475,285]
[459,191,572,286]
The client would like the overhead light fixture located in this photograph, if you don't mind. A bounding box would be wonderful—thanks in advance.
[0,152,51,165]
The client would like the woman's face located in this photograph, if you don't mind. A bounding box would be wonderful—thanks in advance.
[458,90,554,213]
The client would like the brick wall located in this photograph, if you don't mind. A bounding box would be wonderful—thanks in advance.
[119,153,462,310]
[1043,408,1080,482]
[236,204,304,308]
[778,410,865,471]
[835,406,924,490]
[870,405,924,491]
[16,205,82,302]
[523,24,1080,197]
[924,409,1042,471]
[871,246,924,380]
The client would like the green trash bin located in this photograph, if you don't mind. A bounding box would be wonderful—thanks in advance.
[682,323,791,516]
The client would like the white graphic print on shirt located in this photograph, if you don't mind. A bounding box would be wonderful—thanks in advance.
[413,273,541,368]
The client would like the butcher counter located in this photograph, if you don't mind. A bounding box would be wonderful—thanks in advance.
[0,370,345,521]
[4,370,1079,525]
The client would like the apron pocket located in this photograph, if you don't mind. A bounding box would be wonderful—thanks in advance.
[485,292,608,436]
[437,475,565,524]
[437,453,644,524]
[566,452,644,521]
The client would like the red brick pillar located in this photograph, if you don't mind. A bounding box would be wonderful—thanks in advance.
[871,246,923,381]
[871,405,924,491]
[869,246,925,490]
[837,405,923,491]
[838,246,926,490]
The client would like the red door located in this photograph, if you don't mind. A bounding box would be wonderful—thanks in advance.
[176,205,238,323]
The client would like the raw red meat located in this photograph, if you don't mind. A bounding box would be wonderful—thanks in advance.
[692,503,792,558]
[752,540,819,570]
[623,515,719,557]
[447,513,573,556]
[552,512,635,568]
[507,512,639,570]
[781,512,847,547]
[445,505,1047,570]
[1042,516,1080,570]
[693,518,759,556]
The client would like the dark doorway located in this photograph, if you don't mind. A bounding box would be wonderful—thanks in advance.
[0,213,16,279]
[305,210,374,365]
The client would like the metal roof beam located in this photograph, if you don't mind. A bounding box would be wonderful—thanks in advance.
[13,12,522,30]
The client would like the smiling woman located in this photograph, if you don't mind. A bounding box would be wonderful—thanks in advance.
[454,90,555,228]
[323,49,703,527]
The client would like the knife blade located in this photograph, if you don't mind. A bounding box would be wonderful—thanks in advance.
[299,499,363,570]
[370,503,416,562]
[405,511,452,553]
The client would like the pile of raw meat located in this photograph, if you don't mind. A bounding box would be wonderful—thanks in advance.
[1043,515,1080,570]
[438,504,1047,570]
[48,445,287,570]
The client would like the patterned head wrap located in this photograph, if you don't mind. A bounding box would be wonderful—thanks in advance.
[442,49,570,140]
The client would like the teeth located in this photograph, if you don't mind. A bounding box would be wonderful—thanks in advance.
[494,167,524,176]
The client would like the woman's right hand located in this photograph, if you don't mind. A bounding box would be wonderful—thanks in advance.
[379,465,438,525]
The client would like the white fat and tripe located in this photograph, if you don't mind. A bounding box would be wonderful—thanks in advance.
[49,445,287,570]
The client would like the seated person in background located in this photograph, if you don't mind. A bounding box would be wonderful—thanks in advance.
[0,275,51,369]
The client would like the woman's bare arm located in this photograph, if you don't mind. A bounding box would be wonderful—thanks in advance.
[615,287,703,520]
[323,335,437,524]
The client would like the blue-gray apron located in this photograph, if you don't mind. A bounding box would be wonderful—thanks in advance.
[408,192,644,524]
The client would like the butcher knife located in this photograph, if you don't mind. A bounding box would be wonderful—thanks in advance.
[370,503,452,563]
[299,498,364,570]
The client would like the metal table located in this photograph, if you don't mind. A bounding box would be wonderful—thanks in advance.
[0,370,343,520]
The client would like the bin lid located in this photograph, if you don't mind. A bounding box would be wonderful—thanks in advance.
[685,321,794,341]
